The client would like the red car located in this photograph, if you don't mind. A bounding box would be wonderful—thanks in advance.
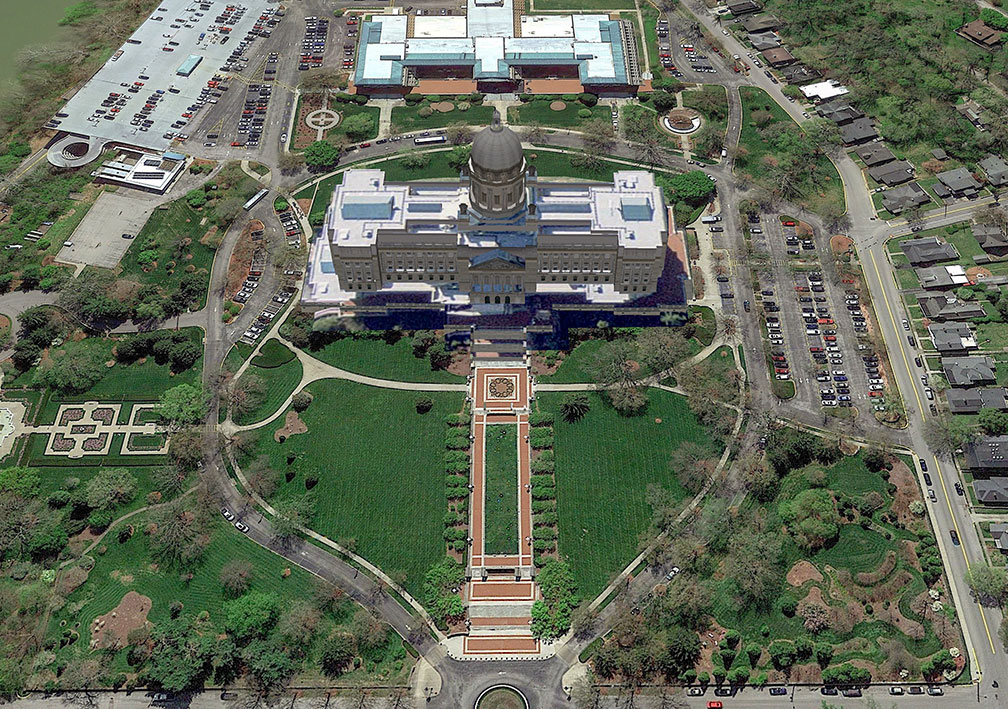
[783,220,795,226]
[810,346,823,352]
[707,702,723,709]
[824,335,837,342]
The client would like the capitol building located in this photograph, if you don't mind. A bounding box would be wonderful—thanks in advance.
[302,115,689,340]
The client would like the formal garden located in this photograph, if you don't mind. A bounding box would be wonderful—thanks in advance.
[483,424,519,556]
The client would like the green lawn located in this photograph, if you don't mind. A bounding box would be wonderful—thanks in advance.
[233,340,303,426]
[532,0,634,9]
[327,102,381,141]
[238,379,466,598]
[507,102,611,129]
[304,337,463,383]
[539,389,715,597]
[539,339,606,383]
[736,86,845,217]
[975,321,1008,350]
[390,104,495,132]
[483,424,518,556]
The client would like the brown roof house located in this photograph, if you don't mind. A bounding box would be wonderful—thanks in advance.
[855,143,895,166]
[958,19,1004,50]
[760,47,795,67]
[740,14,780,32]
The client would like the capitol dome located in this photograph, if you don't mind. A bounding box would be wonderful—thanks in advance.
[467,111,527,218]
[470,111,524,173]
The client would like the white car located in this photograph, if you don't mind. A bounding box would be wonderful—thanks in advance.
[221,507,235,521]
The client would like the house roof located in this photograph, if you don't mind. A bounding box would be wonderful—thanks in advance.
[901,236,959,265]
[946,387,1008,414]
[928,321,977,352]
[938,167,981,193]
[944,355,996,387]
[855,143,895,166]
[782,64,822,86]
[838,117,877,144]
[979,154,1008,186]
[868,160,914,186]
[761,47,795,66]
[963,436,1008,470]
[975,477,1008,504]
[881,183,930,213]
[740,14,780,32]
[974,222,1008,251]
[931,148,949,161]
[918,294,987,320]
[727,0,761,15]
[959,19,1003,47]
[747,30,781,51]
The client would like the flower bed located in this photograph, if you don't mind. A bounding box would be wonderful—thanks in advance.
[69,424,97,435]
[59,408,85,426]
[51,434,76,452]
[82,434,108,452]
[90,408,115,425]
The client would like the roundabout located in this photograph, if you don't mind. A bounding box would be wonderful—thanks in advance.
[475,685,530,709]
[304,108,342,132]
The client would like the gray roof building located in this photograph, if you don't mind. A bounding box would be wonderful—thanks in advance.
[747,30,781,51]
[937,167,981,197]
[855,143,895,166]
[727,0,761,15]
[918,294,987,320]
[991,522,1008,551]
[946,387,1008,414]
[974,222,1008,257]
[963,436,1008,471]
[929,321,977,353]
[901,236,959,265]
[868,160,914,186]
[944,355,996,387]
[976,478,1008,504]
[932,148,949,161]
[740,14,780,32]
[839,117,878,145]
[881,182,931,214]
[979,154,1008,187]
[780,63,821,85]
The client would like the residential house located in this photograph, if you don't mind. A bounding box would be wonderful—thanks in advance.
[855,143,895,167]
[901,236,959,266]
[839,117,878,145]
[740,14,780,32]
[781,65,823,86]
[937,167,982,198]
[974,222,1008,257]
[747,30,781,51]
[943,355,996,387]
[991,523,1008,552]
[958,99,993,132]
[761,47,795,67]
[962,436,1008,472]
[727,0,761,15]
[881,183,931,214]
[976,478,1008,504]
[932,148,949,161]
[917,264,970,290]
[957,19,1004,50]
[979,154,1008,188]
[918,294,987,320]
[929,321,977,354]
[868,160,914,186]
[946,387,1008,414]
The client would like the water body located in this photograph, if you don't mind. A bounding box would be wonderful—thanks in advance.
[0,0,78,97]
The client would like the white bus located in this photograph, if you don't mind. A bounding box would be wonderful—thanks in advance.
[414,135,446,145]
[243,188,269,211]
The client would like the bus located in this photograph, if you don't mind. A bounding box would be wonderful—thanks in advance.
[243,188,269,211]
[414,135,446,145]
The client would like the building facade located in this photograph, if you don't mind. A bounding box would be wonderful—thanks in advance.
[303,116,687,341]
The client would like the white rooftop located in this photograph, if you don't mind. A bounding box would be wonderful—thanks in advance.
[413,16,468,37]
[801,79,849,101]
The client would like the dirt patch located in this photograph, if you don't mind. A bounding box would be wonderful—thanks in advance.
[199,225,220,247]
[433,101,455,113]
[549,101,567,111]
[787,560,823,587]
[225,221,265,299]
[889,459,921,526]
[530,352,562,376]
[830,234,853,253]
[694,620,727,675]
[294,92,325,149]
[968,266,993,281]
[91,591,151,650]
[789,662,822,684]
[275,410,308,442]
[445,350,470,377]
[296,197,313,216]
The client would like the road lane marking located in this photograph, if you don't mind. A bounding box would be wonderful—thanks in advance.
[932,455,998,655]
[868,249,924,420]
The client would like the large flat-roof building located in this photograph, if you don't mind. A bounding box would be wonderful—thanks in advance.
[353,0,640,95]
[302,117,689,342]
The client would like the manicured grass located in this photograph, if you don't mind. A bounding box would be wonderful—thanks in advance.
[507,101,611,129]
[533,0,634,9]
[238,379,465,598]
[127,433,167,450]
[825,453,888,496]
[233,343,303,426]
[224,342,254,375]
[305,337,463,383]
[390,104,495,132]
[251,338,297,369]
[539,339,605,383]
[483,424,518,556]
[975,321,1008,350]
[736,86,844,217]
[539,389,715,597]
[328,102,381,141]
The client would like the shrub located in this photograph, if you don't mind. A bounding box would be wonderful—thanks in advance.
[418,106,433,118]
[529,411,554,427]
[578,93,598,107]
[416,396,434,414]
[577,108,592,119]
[529,427,554,450]
[292,391,313,412]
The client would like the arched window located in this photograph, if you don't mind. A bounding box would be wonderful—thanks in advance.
[504,296,511,304]
[494,296,500,304]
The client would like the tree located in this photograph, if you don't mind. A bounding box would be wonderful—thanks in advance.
[656,626,701,679]
[669,441,716,495]
[636,327,690,376]
[966,564,1008,605]
[168,427,204,471]
[530,559,578,640]
[303,141,342,171]
[446,145,471,172]
[779,488,841,550]
[271,494,316,542]
[149,497,209,569]
[224,591,281,644]
[422,556,465,626]
[924,414,976,456]
[242,639,295,694]
[157,384,207,428]
[979,407,1008,435]
[292,391,313,412]
[0,466,40,497]
[219,559,254,596]
[278,152,305,175]
[33,343,107,394]
[768,640,795,669]
[341,113,375,141]
[560,392,591,422]
[428,342,452,370]
[320,632,356,677]
[84,468,137,510]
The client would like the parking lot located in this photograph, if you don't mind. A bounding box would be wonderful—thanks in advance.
[58,191,159,268]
